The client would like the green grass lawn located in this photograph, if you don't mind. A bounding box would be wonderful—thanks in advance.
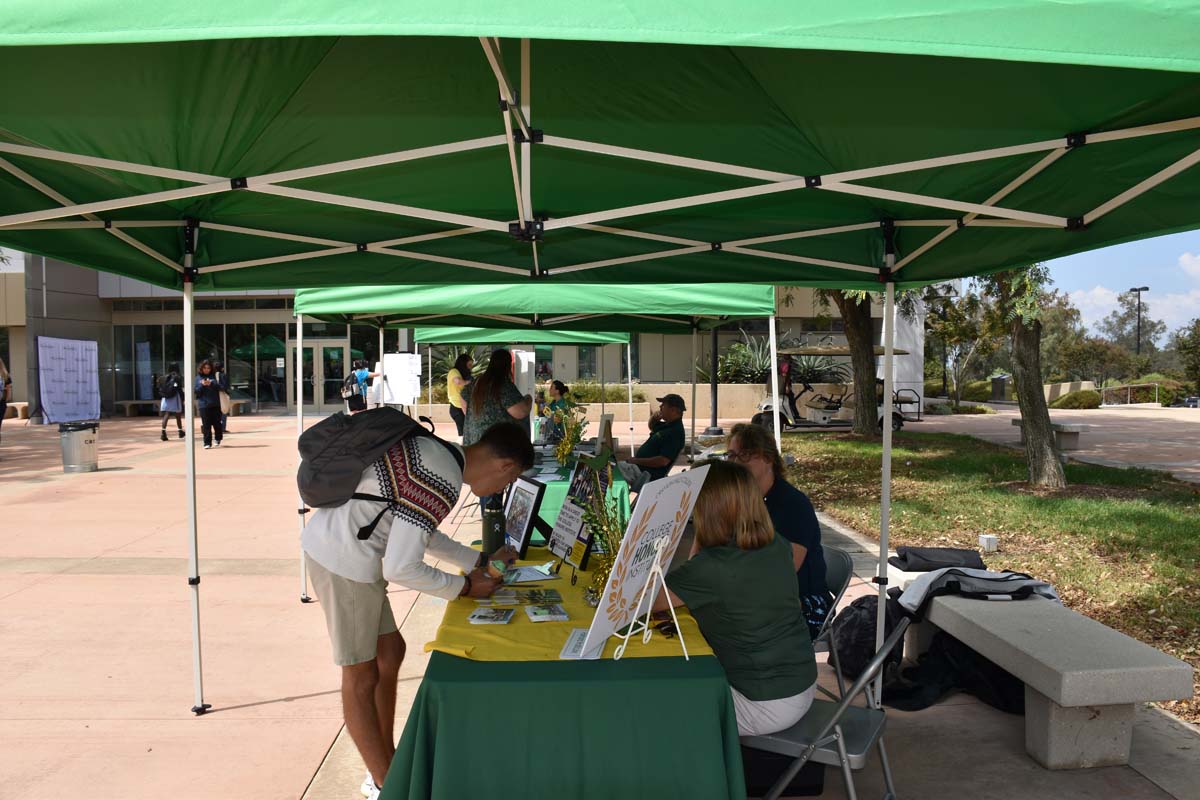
[781,430,1200,723]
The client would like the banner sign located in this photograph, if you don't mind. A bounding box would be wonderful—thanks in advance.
[37,336,101,423]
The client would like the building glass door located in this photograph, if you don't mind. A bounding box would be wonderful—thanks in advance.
[286,339,347,413]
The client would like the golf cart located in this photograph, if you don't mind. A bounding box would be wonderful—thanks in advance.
[751,343,918,433]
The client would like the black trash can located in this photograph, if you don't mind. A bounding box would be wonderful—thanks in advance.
[59,421,100,473]
[990,375,1009,402]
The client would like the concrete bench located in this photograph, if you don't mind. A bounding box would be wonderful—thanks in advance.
[1010,418,1091,450]
[115,400,159,417]
[906,595,1192,769]
[4,401,29,419]
[229,399,252,416]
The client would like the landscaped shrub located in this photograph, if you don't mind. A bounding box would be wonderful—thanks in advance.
[925,402,953,415]
[952,404,995,415]
[958,379,1014,402]
[1049,389,1102,409]
[924,380,947,398]
[569,381,648,404]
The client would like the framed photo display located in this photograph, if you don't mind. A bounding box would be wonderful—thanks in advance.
[504,476,546,559]
[566,460,611,508]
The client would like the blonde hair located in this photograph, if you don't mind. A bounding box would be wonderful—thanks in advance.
[692,460,775,551]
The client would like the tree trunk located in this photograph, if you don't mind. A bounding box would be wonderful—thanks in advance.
[1011,317,1066,488]
[832,291,879,437]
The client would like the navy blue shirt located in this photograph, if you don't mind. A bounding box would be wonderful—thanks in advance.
[764,478,829,599]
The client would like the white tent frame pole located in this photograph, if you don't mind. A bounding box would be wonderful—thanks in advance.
[875,278,897,704]
[690,326,698,462]
[817,182,1067,227]
[0,219,181,230]
[626,341,635,458]
[297,314,312,604]
[552,245,710,276]
[727,222,879,247]
[378,327,386,408]
[723,246,878,275]
[478,37,532,140]
[427,346,433,419]
[600,346,606,417]
[1084,144,1200,225]
[182,230,210,715]
[769,299,781,452]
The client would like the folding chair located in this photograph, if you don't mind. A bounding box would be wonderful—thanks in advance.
[814,546,855,700]
[742,618,910,800]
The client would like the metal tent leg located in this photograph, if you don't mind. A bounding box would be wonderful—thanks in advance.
[626,341,635,457]
[768,302,781,451]
[297,313,312,604]
[182,225,210,715]
[875,275,897,701]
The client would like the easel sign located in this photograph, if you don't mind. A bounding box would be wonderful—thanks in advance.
[572,465,710,660]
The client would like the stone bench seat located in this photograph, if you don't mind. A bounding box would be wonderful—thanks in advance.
[1010,418,1092,449]
[907,595,1192,770]
[115,399,159,417]
[4,401,29,419]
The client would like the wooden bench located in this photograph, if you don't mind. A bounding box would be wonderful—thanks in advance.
[1010,418,1091,450]
[115,399,160,417]
[906,595,1192,769]
[3,401,29,419]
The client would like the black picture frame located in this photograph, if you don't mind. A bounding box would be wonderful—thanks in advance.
[504,476,546,559]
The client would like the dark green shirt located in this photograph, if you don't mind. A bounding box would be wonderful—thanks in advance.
[635,417,685,480]
[667,534,817,701]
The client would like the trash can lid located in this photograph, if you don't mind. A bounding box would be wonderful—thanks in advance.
[58,421,99,432]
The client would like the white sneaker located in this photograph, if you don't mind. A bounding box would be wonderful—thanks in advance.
[203,444,212,450]
[360,773,380,799]
[215,440,222,448]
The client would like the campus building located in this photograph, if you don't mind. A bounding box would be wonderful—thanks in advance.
[0,250,923,420]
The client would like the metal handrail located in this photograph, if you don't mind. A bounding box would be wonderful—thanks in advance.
[1100,381,1159,406]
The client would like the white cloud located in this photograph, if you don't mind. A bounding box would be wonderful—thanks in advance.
[1069,285,1121,331]
[1181,252,1200,281]
[1152,288,1200,332]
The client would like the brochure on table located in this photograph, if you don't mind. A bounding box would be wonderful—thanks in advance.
[569,466,710,660]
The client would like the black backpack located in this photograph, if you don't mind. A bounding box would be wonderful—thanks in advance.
[157,373,180,398]
[297,407,463,540]
[830,594,906,681]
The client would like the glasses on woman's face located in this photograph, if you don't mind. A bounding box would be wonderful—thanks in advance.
[725,448,755,464]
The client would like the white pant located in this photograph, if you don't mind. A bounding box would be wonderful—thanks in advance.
[732,683,816,736]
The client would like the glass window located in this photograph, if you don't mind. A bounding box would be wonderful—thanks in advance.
[113,300,135,311]
[163,299,183,311]
[577,345,597,380]
[225,299,254,310]
[534,345,554,382]
[620,336,640,381]
[288,321,348,339]
[225,323,256,402]
[255,298,286,309]
[254,323,288,408]
[131,325,163,400]
[195,324,224,367]
[195,299,224,310]
[350,324,381,367]
[164,325,184,373]
[114,326,134,401]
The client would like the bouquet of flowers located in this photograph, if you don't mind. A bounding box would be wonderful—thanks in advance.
[549,398,588,466]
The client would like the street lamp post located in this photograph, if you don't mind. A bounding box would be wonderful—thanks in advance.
[1128,286,1150,355]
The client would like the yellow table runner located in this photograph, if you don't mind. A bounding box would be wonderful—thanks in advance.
[424,554,713,661]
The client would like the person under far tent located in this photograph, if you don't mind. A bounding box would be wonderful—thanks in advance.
[616,393,687,493]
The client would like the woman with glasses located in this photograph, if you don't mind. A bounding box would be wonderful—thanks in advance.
[726,423,831,639]
[656,459,816,736]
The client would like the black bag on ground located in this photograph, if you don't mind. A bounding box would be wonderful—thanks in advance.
[885,632,1025,715]
[888,546,985,572]
[297,408,461,539]
[740,745,825,797]
[830,595,905,682]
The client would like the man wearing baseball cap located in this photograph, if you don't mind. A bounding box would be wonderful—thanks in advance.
[617,394,687,492]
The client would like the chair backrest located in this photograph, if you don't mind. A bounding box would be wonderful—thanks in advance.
[823,547,854,604]
[810,617,911,745]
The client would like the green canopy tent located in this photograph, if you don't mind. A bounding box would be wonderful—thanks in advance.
[5,4,1200,716]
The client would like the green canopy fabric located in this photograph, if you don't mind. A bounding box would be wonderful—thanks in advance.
[413,327,628,345]
[296,283,776,333]
[2,11,1199,292]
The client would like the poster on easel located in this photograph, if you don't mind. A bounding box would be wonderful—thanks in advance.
[569,466,710,660]
[382,353,421,405]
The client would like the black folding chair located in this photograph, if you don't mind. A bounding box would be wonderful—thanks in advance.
[813,546,854,700]
[741,618,910,800]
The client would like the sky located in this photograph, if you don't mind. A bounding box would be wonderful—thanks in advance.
[1045,229,1200,342]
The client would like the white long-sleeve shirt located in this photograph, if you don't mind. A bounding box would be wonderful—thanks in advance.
[301,435,479,600]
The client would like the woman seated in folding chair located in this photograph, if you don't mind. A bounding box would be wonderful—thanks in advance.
[726,423,832,639]
[655,460,817,736]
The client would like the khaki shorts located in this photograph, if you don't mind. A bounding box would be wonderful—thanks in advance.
[305,555,399,666]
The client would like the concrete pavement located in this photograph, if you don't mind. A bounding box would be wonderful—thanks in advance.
[0,411,1196,800]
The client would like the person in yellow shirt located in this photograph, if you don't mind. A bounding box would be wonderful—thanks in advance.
[446,353,474,437]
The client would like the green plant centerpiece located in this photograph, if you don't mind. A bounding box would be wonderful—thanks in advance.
[550,397,588,466]
[579,450,627,607]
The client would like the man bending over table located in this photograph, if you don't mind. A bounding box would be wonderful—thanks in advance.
[302,420,534,799]
[617,393,687,493]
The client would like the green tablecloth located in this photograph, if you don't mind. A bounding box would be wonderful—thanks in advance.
[531,465,631,546]
[385,652,745,799]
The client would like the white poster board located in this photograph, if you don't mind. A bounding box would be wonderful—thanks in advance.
[575,465,710,659]
[37,336,101,423]
[382,353,421,405]
[512,348,536,399]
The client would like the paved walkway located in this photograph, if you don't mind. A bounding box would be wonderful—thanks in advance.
[0,412,1195,800]
[916,405,1200,483]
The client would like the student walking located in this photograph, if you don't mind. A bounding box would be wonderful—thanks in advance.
[213,360,232,434]
[157,363,185,441]
[194,359,228,449]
